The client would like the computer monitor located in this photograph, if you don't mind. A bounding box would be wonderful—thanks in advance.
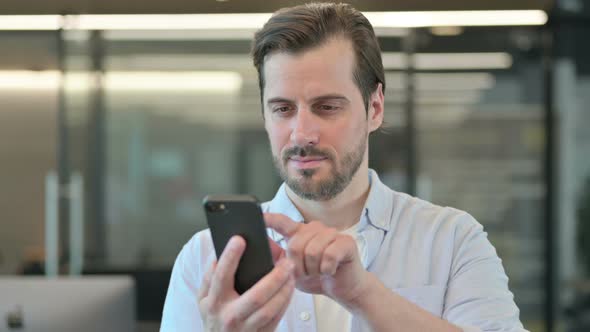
[0,276,135,332]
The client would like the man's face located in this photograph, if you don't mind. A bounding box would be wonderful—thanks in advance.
[262,37,382,201]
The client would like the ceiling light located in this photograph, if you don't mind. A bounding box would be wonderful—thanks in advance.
[0,10,547,31]
[0,71,242,93]
[382,52,512,70]
[0,15,60,30]
[366,10,547,27]
[104,71,242,92]
[0,71,60,89]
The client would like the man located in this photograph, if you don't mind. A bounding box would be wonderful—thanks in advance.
[161,3,527,331]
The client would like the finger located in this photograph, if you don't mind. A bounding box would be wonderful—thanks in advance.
[264,213,301,239]
[231,258,295,320]
[285,224,318,277]
[304,229,338,275]
[243,274,295,329]
[320,235,357,275]
[268,236,285,262]
[198,261,217,300]
[259,280,293,332]
[209,236,246,298]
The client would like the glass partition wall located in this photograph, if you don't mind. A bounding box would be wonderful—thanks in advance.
[412,26,547,330]
[0,32,60,276]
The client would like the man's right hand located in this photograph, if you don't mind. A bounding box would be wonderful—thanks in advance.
[198,236,296,332]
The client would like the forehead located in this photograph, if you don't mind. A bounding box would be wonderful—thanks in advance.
[262,37,357,100]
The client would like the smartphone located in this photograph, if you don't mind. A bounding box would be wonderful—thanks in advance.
[203,194,275,294]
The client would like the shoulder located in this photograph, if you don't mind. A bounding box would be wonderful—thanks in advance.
[174,228,216,280]
[389,189,482,242]
[182,228,214,256]
[162,229,216,330]
[390,191,500,278]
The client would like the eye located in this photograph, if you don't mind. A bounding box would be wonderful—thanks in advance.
[317,104,339,112]
[271,105,294,116]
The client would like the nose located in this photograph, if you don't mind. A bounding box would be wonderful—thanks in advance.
[290,108,319,146]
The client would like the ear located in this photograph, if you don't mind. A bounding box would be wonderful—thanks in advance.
[367,83,384,133]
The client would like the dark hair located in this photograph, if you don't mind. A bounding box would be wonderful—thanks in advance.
[251,2,385,112]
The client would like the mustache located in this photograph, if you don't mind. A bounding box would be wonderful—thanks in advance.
[282,146,331,163]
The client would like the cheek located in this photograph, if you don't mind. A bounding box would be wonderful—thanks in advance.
[266,125,289,155]
[331,120,367,155]
[327,120,359,146]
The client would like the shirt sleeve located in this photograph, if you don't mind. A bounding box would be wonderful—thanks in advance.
[160,232,208,332]
[442,213,529,332]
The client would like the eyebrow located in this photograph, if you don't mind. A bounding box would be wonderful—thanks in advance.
[266,94,350,106]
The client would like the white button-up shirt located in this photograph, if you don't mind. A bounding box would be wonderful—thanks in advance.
[161,169,528,332]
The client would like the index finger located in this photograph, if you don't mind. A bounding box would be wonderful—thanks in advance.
[264,213,301,239]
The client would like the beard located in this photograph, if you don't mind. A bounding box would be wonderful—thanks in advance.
[272,130,367,201]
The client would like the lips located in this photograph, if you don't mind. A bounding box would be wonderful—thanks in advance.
[282,146,331,170]
[289,157,327,162]
[288,156,327,169]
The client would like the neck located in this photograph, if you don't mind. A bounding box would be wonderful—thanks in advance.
[286,163,371,231]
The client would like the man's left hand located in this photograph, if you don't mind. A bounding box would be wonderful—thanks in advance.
[264,213,369,307]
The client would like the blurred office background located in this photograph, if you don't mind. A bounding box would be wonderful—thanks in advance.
[0,0,589,331]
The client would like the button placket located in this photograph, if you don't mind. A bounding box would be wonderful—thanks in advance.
[299,311,311,321]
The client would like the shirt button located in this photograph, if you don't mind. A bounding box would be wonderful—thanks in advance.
[299,311,311,321]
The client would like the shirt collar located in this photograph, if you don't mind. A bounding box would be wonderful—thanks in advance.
[363,169,393,232]
[267,182,305,223]
[264,168,393,242]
